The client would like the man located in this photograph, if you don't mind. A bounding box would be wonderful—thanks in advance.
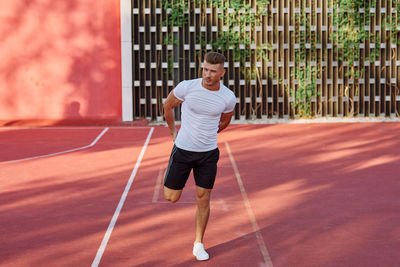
[163,51,236,261]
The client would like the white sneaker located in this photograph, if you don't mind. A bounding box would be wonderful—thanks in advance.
[193,242,209,261]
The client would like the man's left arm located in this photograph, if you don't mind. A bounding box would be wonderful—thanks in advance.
[217,110,234,133]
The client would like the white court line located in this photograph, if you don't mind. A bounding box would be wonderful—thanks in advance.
[0,128,109,164]
[91,127,154,267]
[225,141,273,267]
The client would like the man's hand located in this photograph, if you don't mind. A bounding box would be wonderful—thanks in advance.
[163,90,183,141]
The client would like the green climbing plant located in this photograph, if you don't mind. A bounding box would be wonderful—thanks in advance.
[329,0,378,78]
[385,0,400,44]
[289,2,320,118]
[160,0,190,76]
[210,0,271,80]
[328,0,380,117]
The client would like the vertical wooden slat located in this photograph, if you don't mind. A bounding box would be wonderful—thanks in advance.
[308,0,314,116]
[371,0,377,116]
[338,2,343,116]
[288,0,294,118]
[328,0,332,117]
[277,0,282,118]
[155,0,162,121]
[333,0,338,117]
[316,0,322,117]
[396,0,399,116]
[149,0,155,120]
[139,0,145,118]
[359,6,366,117]
[261,1,268,119]
[365,2,371,117]
[395,1,400,116]
[144,0,149,120]
[272,0,277,118]
[322,0,327,116]
[283,0,289,118]
[383,0,389,116]
[393,0,399,116]
[338,3,343,118]
[293,0,299,118]
[377,0,382,116]
[388,0,391,116]
[245,0,250,119]
[161,0,168,119]
[267,1,272,118]
[366,1,371,117]
[389,0,395,117]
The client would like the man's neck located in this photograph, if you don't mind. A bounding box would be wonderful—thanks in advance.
[201,79,220,91]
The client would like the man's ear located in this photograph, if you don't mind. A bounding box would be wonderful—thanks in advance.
[220,68,226,78]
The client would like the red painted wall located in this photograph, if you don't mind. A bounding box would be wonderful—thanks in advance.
[0,0,122,123]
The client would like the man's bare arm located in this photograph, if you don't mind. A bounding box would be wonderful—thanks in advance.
[217,110,234,133]
[163,90,183,141]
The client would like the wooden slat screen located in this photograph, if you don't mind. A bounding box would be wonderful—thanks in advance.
[132,0,400,121]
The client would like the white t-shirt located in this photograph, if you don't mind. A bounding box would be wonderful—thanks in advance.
[173,78,236,152]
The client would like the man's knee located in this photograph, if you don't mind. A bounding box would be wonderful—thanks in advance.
[165,194,179,203]
[164,186,181,203]
[196,187,211,207]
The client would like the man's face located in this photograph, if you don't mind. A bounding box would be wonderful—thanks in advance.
[202,60,226,88]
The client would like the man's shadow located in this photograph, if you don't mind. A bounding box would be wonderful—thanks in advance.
[64,101,82,118]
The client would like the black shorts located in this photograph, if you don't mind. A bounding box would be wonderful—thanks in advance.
[164,145,220,190]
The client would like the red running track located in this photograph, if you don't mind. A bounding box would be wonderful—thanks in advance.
[0,123,399,266]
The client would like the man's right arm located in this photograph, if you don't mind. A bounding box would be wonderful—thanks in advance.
[163,90,183,141]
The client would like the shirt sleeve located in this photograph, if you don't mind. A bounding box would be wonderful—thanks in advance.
[223,91,237,113]
[173,80,188,101]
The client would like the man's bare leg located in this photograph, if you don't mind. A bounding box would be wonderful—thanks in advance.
[195,186,211,242]
[193,186,211,260]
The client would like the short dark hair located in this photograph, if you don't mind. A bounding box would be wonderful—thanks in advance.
[204,52,226,67]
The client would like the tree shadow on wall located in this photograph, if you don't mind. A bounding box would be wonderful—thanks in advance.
[0,0,121,122]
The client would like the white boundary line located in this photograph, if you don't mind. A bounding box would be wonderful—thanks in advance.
[91,127,154,267]
[225,141,273,267]
[0,128,109,164]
